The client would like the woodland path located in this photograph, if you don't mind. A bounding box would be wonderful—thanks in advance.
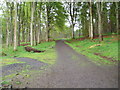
[11,40,118,88]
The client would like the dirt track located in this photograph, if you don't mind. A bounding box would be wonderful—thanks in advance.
[11,40,118,88]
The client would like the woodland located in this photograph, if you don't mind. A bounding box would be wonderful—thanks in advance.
[0,1,119,88]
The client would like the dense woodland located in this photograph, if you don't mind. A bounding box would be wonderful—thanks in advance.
[0,1,119,51]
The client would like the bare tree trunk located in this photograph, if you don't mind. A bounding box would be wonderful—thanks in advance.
[89,1,94,40]
[37,23,41,44]
[46,4,50,42]
[18,3,21,46]
[30,2,34,46]
[6,2,9,47]
[6,20,9,47]
[14,2,17,51]
[116,2,119,35]
[97,2,103,41]
[37,10,41,43]
[72,26,74,39]
[10,3,14,46]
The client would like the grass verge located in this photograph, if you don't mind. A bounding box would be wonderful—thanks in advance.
[2,41,56,66]
[65,35,118,65]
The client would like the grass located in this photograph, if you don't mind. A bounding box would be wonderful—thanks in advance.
[0,58,25,66]
[1,41,56,66]
[65,35,118,65]
[1,41,56,86]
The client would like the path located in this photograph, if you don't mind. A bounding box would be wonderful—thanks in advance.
[2,58,47,76]
[11,40,118,88]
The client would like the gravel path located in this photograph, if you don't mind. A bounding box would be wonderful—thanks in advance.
[2,58,47,76]
[11,40,118,88]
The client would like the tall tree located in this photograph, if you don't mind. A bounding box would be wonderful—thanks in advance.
[6,2,10,47]
[89,1,94,40]
[30,2,34,46]
[14,1,17,51]
[96,2,103,41]
[65,2,78,39]
[115,2,119,34]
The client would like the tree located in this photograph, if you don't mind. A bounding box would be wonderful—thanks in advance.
[115,2,119,34]
[14,1,17,51]
[30,2,34,46]
[6,2,10,47]
[89,1,94,40]
[65,2,78,39]
[96,2,103,41]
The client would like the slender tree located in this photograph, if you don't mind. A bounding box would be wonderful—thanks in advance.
[89,1,94,40]
[14,1,17,51]
[96,2,103,41]
[115,2,119,34]
[30,2,34,46]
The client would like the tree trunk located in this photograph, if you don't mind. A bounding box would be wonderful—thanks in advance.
[37,7,42,44]
[37,23,41,44]
[6,2,9,47]
[116,2,119,35]
[14,2,17,51]
[97,2,103,41]
[30,2,34,46]
[89,1,94,40]
[6,20,9,47]
[10,3,13,46]
[46,4,50,42]
[18,3,21,46]
[72,24,75,39]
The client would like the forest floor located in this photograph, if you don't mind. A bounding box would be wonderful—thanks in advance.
[1,35,119,88]
[65,35,119,65]
[5,40,118,88]
[1,41,56,88]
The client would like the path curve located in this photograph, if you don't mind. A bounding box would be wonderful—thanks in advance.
[2,57,47,76]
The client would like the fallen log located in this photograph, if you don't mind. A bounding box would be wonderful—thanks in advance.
[24,46,45,53]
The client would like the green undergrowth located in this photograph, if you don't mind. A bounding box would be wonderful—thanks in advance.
[65,36,118,65]
[2,41,56,66]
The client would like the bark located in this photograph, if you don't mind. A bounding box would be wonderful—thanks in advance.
[97,2,103,41]
[46,4,50,42]
[14,2,17,51]
[17,3,21,46]
[89,1,94,40]
[6,20,9,47]
[37,23,41,44]
[37,6,42,44]
[10,3,14,46]
[30,2,34,46]
[6,2,9,47]
[116,2,119,34]
[69,2,75,39]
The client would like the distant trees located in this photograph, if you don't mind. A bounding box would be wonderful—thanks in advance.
[1,1,119,50]
[65,2,78,39]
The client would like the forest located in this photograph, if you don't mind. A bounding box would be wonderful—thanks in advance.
[0,1,119,88]
[1,2,119,49]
